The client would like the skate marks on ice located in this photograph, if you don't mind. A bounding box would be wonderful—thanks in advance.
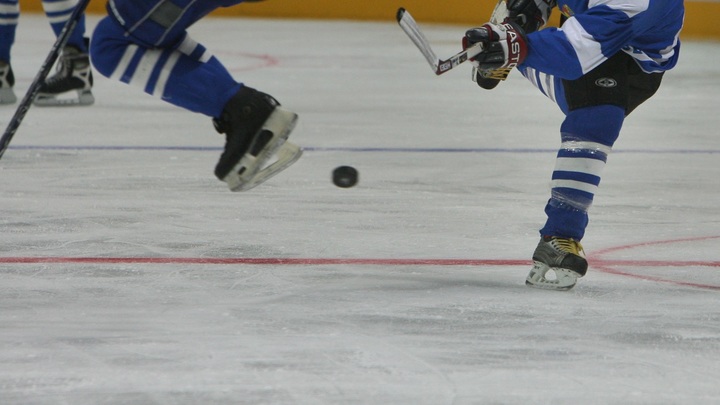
[2,260,720,404]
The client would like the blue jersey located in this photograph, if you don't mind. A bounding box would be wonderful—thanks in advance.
[106,0,244,47]
[522,0,684,79]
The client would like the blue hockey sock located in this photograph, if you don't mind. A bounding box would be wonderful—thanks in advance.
[539,105,624,240]
[42,0,87,51]
[0,0,19,62]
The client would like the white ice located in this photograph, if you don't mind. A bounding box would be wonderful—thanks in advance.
[1,14,719,405]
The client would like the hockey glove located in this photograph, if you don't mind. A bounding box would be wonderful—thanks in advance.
[464,21,528,72]
[466,1,549,90]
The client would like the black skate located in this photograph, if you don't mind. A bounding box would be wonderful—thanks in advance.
[526,236,588,291]
[0,61,17,105]
[34,46,94,106]
[213,86,302,191]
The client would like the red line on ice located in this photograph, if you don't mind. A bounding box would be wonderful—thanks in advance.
[0,257,525,266]
[1,236,718,289]
[0,256,718,267]
[586,235,720,290]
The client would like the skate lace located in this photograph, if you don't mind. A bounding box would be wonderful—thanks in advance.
[550,237,584,256]
[43,56,73,87]
[479,66,513,80]
[44,53,91,88]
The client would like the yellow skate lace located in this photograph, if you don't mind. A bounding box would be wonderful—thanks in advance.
[550,237,585,256]
[478,67,513,81]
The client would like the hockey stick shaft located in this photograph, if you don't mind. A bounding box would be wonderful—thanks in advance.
[0,0,91,160]
[396,7,484,75]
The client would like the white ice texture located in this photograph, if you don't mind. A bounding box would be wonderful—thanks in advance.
[1,15,720,405]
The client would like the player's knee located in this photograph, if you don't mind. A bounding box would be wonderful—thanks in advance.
[89,17,126,78]
[89,45,112,78]
[561,105,624,146]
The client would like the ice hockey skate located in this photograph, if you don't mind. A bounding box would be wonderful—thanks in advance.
[526,236,588,291]
[213,86,302,192]
[34,46,94,106]
[0,61,17,105]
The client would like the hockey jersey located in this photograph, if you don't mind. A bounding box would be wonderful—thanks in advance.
[522,0,684,79]
[106,0,245,47]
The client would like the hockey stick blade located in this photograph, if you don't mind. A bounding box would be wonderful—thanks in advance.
[397,7,484,75]
[0,0,91,160]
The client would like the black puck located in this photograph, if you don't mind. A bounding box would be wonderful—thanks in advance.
[332,166,358,188]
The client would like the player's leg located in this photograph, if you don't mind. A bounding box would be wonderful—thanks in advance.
[0,0,19,104]
[525,53,664,290]
[526,104,623,290]
[90,16,300,191]
[35,0,93,106]
[523,52,634,290]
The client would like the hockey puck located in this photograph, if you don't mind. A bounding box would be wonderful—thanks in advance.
[332,166,358,188]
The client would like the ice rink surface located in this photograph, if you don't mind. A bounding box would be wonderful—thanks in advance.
[1,14,719,405]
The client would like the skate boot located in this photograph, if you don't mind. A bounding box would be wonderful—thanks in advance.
[526,236,588,291]
[213,86,302,191]
[0,61,17,105]
[34,46,94,106]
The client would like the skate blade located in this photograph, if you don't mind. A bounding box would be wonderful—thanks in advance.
[34,89,95,107]
[232,142,303,192]
[525,261,579,291]
[222,108,300,192]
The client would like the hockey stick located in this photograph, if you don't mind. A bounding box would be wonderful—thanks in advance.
[0,0,91,160]
[396,7,484,75]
